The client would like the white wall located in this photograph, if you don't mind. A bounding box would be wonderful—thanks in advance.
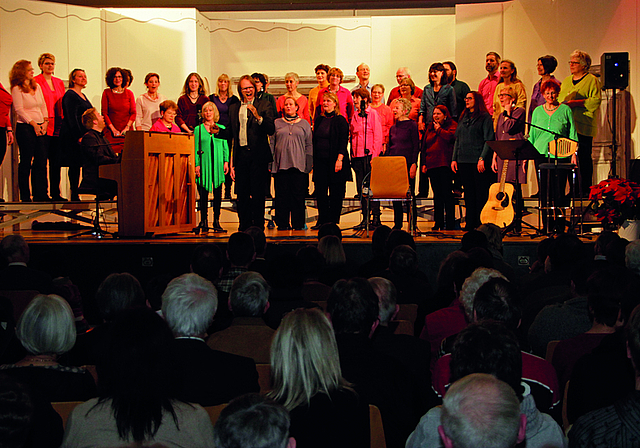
[0,0,638,200]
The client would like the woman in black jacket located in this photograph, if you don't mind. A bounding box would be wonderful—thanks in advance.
[312,91,351,229]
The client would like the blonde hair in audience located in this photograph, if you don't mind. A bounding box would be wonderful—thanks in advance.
[268,308,352,410]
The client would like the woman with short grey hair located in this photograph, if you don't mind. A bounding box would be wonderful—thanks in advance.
[0,294,96,402]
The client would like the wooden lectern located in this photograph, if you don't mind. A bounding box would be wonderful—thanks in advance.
[100,131,197,237]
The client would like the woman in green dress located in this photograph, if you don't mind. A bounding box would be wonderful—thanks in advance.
[195,101,229,232]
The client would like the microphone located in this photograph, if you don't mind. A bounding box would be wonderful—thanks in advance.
[196,104,203,125]
[502,110,510,118]
[358,99,368,118]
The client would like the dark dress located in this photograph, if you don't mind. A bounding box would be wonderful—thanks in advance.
[80,128,120,200]
[0,364,96,402]
[176,94,208,131]
[60,90,92,168]
[312,112,351,225]
[288,390,370,448]
[387,119,420,228]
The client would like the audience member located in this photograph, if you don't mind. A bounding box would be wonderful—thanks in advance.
[269,308,369,448]
[318,235,352,287]
[434,278,561,413]
[0,374,44,448]
[207,271,275,363]
[190,243,224,285]
[477,223,516,280]
[317,222,342,241]
[214,394,295,448]
[245,226,269,279]
[568,304,640,448]
[369,277,435,414]
[0,295,96,403]
[62,308,214,447]
[439,374,527,448]
[625,239,640,277]
[217,232,256,295]
[407,321,566,448]
[328,278,417,448]
[0,235,52,293]
[162,273,259,406]
[357,225,392,278]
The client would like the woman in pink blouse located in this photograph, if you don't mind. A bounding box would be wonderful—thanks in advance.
[101,67,136,153]
[10,60,50,202]
[370,84,393,152]
[34,53,66,201]
[0,82,13,185]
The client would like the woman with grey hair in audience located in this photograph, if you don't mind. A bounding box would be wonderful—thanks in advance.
[0,294,96,401]
[268,307,369,448]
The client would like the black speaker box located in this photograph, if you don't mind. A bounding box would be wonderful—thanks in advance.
[601,52,629,90]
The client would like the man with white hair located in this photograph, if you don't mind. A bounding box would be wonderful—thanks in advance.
[386,67,423,105]
[163,273,259,406]
[625,239,640,277]
[439,373,527,448]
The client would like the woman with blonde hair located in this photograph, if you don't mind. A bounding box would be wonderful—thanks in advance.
[276,72,310,124]
[10,59,50,202]
[492,59,527,126]
[210,74,239,198]
[194,101,229,233]
[268,308,369,448]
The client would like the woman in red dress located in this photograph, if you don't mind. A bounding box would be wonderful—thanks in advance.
[101,67,136,153]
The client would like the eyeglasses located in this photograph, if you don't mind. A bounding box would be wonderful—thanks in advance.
[241,86,254,91]
[569,61,581,65]
[464,97,474,101]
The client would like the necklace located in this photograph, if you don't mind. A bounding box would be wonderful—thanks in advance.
[189,92,199,100]
[543,103,558,112]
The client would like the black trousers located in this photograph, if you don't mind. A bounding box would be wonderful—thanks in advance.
[427,166,456,229]
[47,136,63,198]
[392,175,416,228]
[274,168,307,229]
[313,158,346,225]
[197,184,222,226]
[577,133,593,196]
[352,155,380,218]
[235,158,268,230]
[0,127,7,166]
[458,162,492,229]
[15,123,48,201]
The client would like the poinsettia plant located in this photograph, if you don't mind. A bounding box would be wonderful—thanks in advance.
[589,177,640,227]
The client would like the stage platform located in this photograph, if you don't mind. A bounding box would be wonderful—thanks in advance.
[1,197,597,325]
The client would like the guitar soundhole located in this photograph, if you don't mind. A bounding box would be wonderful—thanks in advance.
[500,194,510,208]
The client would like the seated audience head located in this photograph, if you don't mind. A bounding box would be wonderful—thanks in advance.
[229,272,270,318]
[604,237,629,267]
[460,230,488,252]
[477,224,503,254]
[625,240,640,276]
[161,273,217,338]
[368,277,397,325]
[295,246,325,283]
[245,226,267,258]
[450,321,523,399]
[1,234,29,264]
[17,294,75,357]
[547,234,584,273]
[95,272,146,322]
[97,307,178,442]
[269,308,350,410]
[385,229,416,260]
[370,225,391,258]
[587,265,640,325]
[472,277,521,331]
[327,278,379,336]
[227,232,256,268]
[459,268,506,321]
[0,374,33,448]
[318,235,346,266]
[214,393,294,448]
[436,250,469,301]
[190,244,224,284]
[389,245,418,276]
[317,222,342,241]
[439,373,526,448]
[594,231,620,259]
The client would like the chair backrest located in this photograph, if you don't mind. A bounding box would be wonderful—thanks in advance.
[396,303,418,327]
[0,290,39,323]
[545,340,560,364]
[549,138,578,158]
[369,404,387,448]
[204,403,228,427]
[255,363,272,393]
[52,401,83,428]
[370,156,409,199]
[392,320,413,336]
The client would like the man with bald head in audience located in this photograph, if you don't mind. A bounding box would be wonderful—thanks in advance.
[163,273,259,406]
[0,234,51,293]
[387,67,423,105]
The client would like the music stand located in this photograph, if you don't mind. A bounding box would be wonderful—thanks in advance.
[486,140,542,236]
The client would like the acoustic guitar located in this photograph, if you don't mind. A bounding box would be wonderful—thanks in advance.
[480,160,515,228]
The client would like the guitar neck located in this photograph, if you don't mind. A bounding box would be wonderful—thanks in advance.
[499,160,509,192]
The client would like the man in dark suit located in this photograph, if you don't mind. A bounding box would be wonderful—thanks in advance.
[0,235,51,293]
[162,273,260,406]
[229,75,275,231]
[80,108,120,200]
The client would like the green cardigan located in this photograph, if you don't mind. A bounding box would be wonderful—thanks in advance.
[194,123,229,191]
[558,73,601,137]
[529,103,578,157]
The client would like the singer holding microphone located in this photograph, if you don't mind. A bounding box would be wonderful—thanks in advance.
[177,72,208,134]
[491,85,526,182]
[351,88,383,228]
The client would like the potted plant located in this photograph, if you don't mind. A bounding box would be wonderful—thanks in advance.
[589,177,640,239]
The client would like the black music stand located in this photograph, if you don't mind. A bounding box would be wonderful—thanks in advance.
[486,140,542,237]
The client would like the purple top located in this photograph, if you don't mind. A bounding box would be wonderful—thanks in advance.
[528,76,560,123]
[387,119,420,168]
[210,94,240,128]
